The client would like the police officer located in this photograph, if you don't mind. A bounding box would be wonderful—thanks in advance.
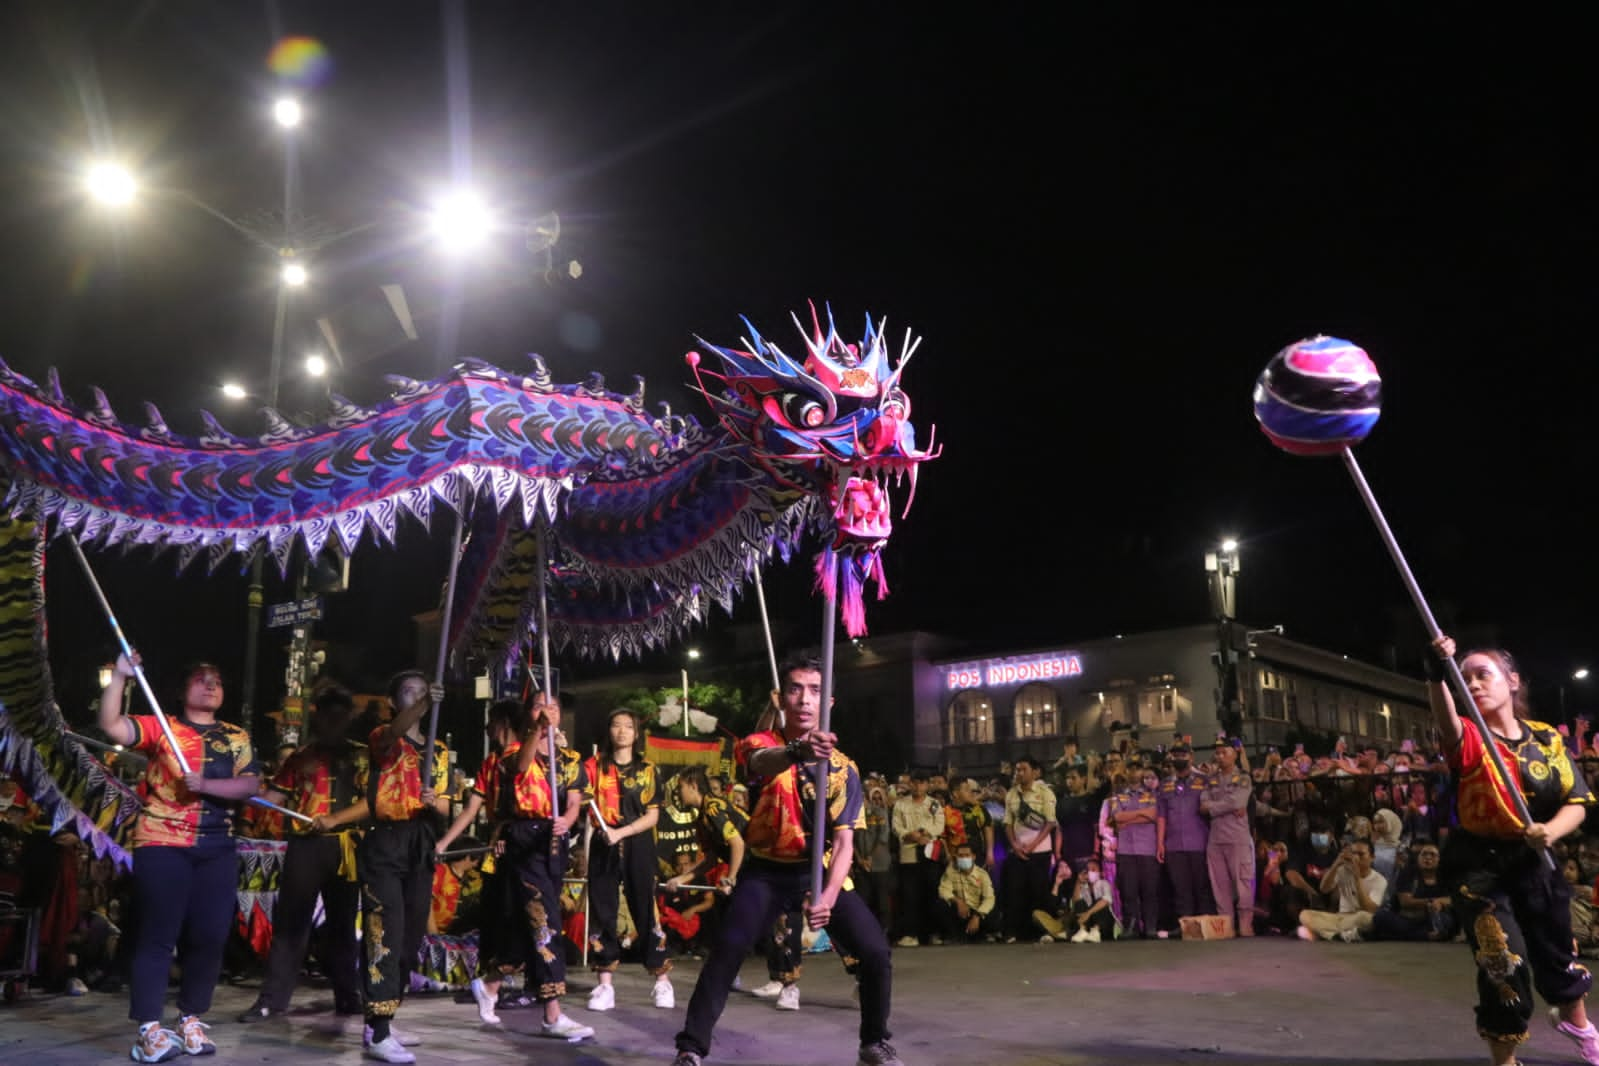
[1109,766,1160,938]
[1201,736,1255,937]
[1156,741,1213,925]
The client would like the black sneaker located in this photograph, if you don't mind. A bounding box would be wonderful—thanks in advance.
[858,1040,904,1066]
[672,1052,702,1066]
[237,1001,281,1023]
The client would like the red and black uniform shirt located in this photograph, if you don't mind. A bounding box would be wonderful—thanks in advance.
[364,726,450,822]
[127,715,258,849]
[734,730,865,864]
[475,740,586,820]
[583,756,659,829]
[270,741,369,833]
[942,801,992,855]
[1452,717,1593,839]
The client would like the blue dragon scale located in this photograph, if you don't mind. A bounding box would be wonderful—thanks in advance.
[0,306,935,864]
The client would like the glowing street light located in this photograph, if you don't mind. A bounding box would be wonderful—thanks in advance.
[272,97,303,129]
[304,354,327,378]
[1220,537,1239,554]
[281,261,308,287]
[85,162,137,206]
[1577,669,1591,681]
[221,382,248,400]
[429,189,493,252]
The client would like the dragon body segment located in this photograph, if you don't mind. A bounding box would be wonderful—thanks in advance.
[0,308,935,862]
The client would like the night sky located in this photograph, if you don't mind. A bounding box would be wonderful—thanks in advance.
[1,5,1595,724]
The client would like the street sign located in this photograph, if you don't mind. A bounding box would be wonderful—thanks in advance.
[266,596,324,628]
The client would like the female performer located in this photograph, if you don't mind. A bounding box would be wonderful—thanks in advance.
[583,708,673,1012]
[358,669,450,1064]
[100,656,260,1063]
[1430,635,1599,1066]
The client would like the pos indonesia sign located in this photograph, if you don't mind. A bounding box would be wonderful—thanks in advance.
[945,650,1084,691]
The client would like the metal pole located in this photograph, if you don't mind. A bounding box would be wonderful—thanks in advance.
[535,523,558,820]
[240,282,290,742]
[753,565,784,732]
[682,668,691,737]
[422,506,468,791]
[810,554,839,902]
[1339,447,1551,868]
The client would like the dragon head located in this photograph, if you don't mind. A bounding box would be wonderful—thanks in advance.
[688,305,938,633]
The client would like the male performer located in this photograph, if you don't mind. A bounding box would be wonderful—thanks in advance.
[672,654,899,1066]
[241,683,368,1021]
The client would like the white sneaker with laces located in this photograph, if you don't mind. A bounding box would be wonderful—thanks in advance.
[363,1025,421,1048]
[541,1014,595,1041]
[1070,928,1089,943]
[652,977,675,1009]
[751,979,783,998]
[470,977,500,1024]
[363,1036,416,1064]
[894,935,918,948]
[131,1022,181,1063]
[1550,1008,1599,1065]
[775,983,800,1011]
[1084,927,1102,943]
[587,983,616,1012]
[178,1016,214,1057]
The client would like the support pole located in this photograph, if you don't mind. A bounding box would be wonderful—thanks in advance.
[422,505,468,792]
[810,554,839,903]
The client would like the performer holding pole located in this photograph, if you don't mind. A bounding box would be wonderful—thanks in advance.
[1254,336,1598,1065]
[240,682,368,1022]
[357,669,449,1063]
[99,654,260,1063]
[672,651,898,1066]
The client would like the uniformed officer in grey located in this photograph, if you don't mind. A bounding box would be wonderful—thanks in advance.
[1155,741,1213,923]
[1200,736,1255,936]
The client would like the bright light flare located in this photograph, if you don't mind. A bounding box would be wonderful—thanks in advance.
[221,383,247,400]
[85,162,137,206]
[305,354,327,378]
[1220,537,1239,554]
[429,190,493,252]
[1577,668,1591,681]
[281,261,308,287]
[687,648,702,660]
[273,97,303,128]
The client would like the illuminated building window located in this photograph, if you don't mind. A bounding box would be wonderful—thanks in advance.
[1097,691,1132,731]
[948,691,994,745]
[1013,683,1058,738]
[1137,687,1179,729]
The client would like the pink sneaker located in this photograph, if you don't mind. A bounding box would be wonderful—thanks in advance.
[1550,1008,1599,1066]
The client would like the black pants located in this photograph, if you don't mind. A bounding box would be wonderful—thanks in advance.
[1166,849,1212,918]
[676,859,891,1058]
[128,843,239,1023]
[260,835,361,1011]
[936,899,999,941]
[1446,831,1593,1041]
[358,819,435,1021]
[894,859,939,942]
[484,819,568,1002]
[1002,853,1051,940]
[587,834,669,976]
[1117,854,1160,936]
[855,868,894,932]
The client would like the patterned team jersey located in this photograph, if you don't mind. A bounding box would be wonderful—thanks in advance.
[364,727,450,822]
[584,756,659,828]
[735,730,865,864]
[942,801,993,855]
[127,714,258,849]
[1452,717,1593,839]
[271,741,369,834]
[478,739,586,820]
[695,795,748,865]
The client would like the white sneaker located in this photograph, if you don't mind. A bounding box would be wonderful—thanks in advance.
[178,1016,214,1056]
[363,1036,416,1064]
[1338,927,1362,943]
[131,1023,181,1063]
[1070,928,1089,943]
[470,978,500,1024]
[652,977,675,1010]
[775,984,800,1011]
[1550,1008,1599,1065]
[894,935,918,948]
[541,1014,595,1041]
[751,980,784,998]
[586,983,616,1012]
[1084,927,1102,943]
[362,1025,421,1048]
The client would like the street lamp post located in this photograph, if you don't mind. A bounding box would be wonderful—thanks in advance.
[1205,537,1244,745]
[1560,667,1591,730]
[681,648,702,737]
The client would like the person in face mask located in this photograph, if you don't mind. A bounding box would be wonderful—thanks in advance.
[1066,858,1115,943]
[1280,819,1341,922]
[1156,741,1214,923]
[1109,770,1160,939]
[935,843,998,942]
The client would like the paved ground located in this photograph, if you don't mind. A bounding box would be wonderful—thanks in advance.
[0,938,1584,1066]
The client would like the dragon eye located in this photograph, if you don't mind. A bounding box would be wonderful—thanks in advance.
[881,388,909,420]
[781,393,826,429]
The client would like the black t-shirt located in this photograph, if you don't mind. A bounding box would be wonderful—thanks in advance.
[1055,790,1101,860]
